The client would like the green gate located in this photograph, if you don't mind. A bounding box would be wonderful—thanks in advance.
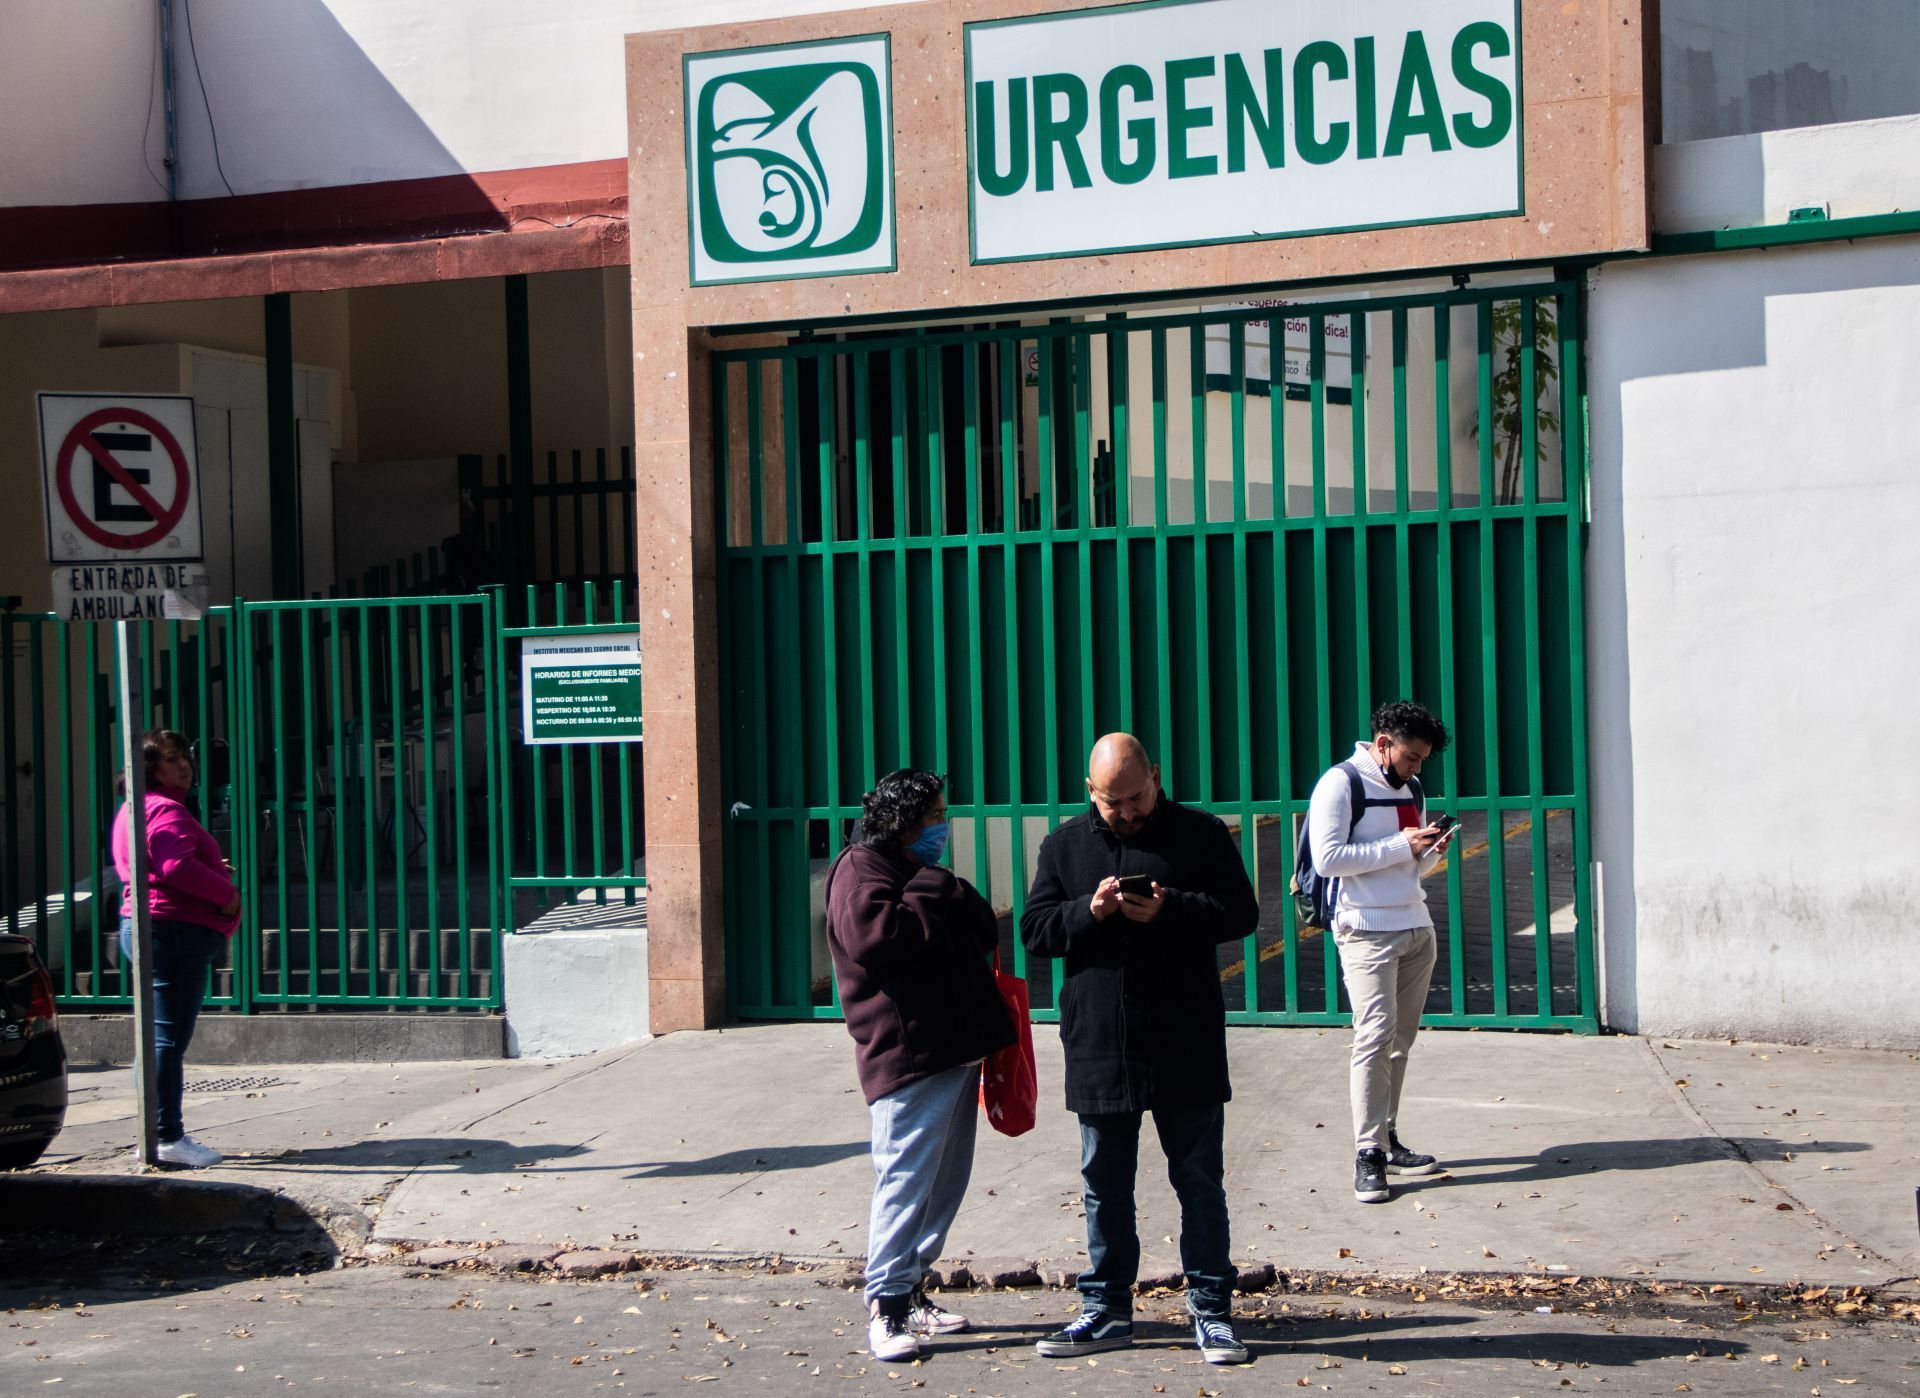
[713,279,1595,1031]
[232,595,503,1008]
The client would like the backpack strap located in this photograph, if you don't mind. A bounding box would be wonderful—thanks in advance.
[1341,761,1367,841]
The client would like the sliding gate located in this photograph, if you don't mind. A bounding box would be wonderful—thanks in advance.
[714,280,1596,1030]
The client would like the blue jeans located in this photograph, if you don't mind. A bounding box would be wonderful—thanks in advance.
[1077,1104,1235,1318]
[118,917,225,1143]
[864,1061,980,1305]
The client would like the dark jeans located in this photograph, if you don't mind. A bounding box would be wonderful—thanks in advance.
[118,917,225,1143]
[1077,1103,1235,1318]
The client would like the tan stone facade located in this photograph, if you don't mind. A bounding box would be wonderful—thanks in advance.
[625,0,1652,1031]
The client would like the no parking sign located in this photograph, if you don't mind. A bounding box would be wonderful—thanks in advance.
[38,393,203,564]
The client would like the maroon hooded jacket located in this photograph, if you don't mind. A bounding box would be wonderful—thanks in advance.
[825,842,1015,1105]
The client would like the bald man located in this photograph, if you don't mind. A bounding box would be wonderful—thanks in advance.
[1021,735,1259,1366]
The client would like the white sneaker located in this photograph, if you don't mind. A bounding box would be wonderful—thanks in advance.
[155,1136,224,1169]
[908,1286,969,1335]
[868,1312,922,1362]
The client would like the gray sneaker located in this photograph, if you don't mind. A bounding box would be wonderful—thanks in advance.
[1386,1131,1438,1175]
[1354,1147,1390,1202]
[1035,1309,1133,1356]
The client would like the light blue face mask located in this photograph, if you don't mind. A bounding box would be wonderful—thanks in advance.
[906,821,950,864]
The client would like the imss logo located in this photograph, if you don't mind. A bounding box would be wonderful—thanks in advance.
[685,36,896,285]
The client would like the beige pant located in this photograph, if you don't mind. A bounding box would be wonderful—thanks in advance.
[1331,924,1437,1153]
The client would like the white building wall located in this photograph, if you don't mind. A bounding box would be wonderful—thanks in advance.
[1587,236,1920,1047]
[0,0,921,207]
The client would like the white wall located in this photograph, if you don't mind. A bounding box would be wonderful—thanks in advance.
[0,0,922,207]
[1655,113,1920,232]
[1587,236,1920,1048]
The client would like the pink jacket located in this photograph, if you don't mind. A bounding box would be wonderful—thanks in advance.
[112,784,240,937]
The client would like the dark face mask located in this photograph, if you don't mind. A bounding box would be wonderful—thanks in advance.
[1378,743,1408,789]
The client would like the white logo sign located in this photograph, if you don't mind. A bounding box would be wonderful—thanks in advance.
[967,0,1522,264]
[685,35,896,287]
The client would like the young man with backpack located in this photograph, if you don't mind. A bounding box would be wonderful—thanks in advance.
[1305,701,1456,1204]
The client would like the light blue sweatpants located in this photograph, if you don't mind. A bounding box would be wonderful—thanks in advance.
[864,1060,980,1305]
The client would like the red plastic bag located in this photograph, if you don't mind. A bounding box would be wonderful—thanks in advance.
[980,951,1037,1137]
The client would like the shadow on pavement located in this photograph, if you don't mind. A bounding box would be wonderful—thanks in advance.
[223,1138,589,1172]
[1418,1136,1869,1188]
[1286,1326,1742,1366]
[624,1142,869,1178]
[0,1174,340,1300]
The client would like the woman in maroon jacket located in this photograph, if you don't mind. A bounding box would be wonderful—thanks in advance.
[113,729,241,1169]
[825,770,1014,1364]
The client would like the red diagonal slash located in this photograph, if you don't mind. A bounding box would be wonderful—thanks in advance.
[76,430,169,523]
[52,404,191,551]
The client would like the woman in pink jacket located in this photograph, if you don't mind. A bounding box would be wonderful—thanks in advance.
[113,729,240,1169]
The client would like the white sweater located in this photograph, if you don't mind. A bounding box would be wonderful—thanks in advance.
[1307,742,1442,933]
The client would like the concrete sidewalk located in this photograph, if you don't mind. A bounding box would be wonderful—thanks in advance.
[31,1025,1919,1289]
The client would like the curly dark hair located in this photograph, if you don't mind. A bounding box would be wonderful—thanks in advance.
[1371,700,1449,754]
[857,769,946,850]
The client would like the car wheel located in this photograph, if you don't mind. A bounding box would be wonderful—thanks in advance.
[0,1138,53,1170]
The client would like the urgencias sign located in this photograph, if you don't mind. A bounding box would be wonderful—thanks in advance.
[966,0,1522,263]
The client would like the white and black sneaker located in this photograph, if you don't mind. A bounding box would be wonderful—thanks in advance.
[1386,1131,1438,1175]
[1354,1147,1390,1203]
[908,1286,969,1335]
[868,1308,921,1362]
[1193,1315,1250,1364]
[1034,1309,1134,1357]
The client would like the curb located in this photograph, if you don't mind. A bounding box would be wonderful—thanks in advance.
[365,1244,1920,1322]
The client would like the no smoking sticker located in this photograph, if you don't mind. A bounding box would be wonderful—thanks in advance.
[38,393,203,564]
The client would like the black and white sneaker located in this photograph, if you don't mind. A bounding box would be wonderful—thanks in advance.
[908,1286,969,1335]
[1354,1148,1390,1203]
[1386,1131,1438,1175]
[1193,1315,1250,1364]
[1034,1309,1134,1357]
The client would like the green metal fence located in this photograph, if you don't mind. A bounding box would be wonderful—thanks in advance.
[3,580,650,1013]
[1,606,239,1007]
[231,594,502,1009]
[496,582,647,916]
[713,280,1595,1031]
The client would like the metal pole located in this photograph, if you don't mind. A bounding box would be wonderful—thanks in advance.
[117,623,160,1167]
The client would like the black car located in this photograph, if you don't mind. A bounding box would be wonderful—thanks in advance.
[0,933,67,1169]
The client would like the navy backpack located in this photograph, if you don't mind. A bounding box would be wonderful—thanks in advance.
[1290,761,1423,930]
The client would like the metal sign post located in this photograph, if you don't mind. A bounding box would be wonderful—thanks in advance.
[116,621,160,1167]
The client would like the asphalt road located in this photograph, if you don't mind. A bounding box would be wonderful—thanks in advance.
[3,1260,1914,1396]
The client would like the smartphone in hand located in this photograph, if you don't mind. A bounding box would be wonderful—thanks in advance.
[1116,874,1154,897]
[1431,814,1458,835]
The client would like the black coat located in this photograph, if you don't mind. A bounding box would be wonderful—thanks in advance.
[825,843,1015,1105]
[1020,799,1259,1114]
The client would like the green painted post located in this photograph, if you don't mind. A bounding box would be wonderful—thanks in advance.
[265,293,303,599]
[506,275,534,586]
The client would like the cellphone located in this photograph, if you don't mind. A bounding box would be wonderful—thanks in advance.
[1431,814,1459,834]
[1116,874,1154,897]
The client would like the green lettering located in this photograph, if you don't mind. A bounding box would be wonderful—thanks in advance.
[1165,56,1217,179]
[1098,65,1156,184]
[1033,72,1093,191]
[1293,40,1349,165]
[974,78,1030,196]
[1354,36,1378,159]
[1384,32,1452,156]
[1224,50,1285,172]
[1450,21,1514,148]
